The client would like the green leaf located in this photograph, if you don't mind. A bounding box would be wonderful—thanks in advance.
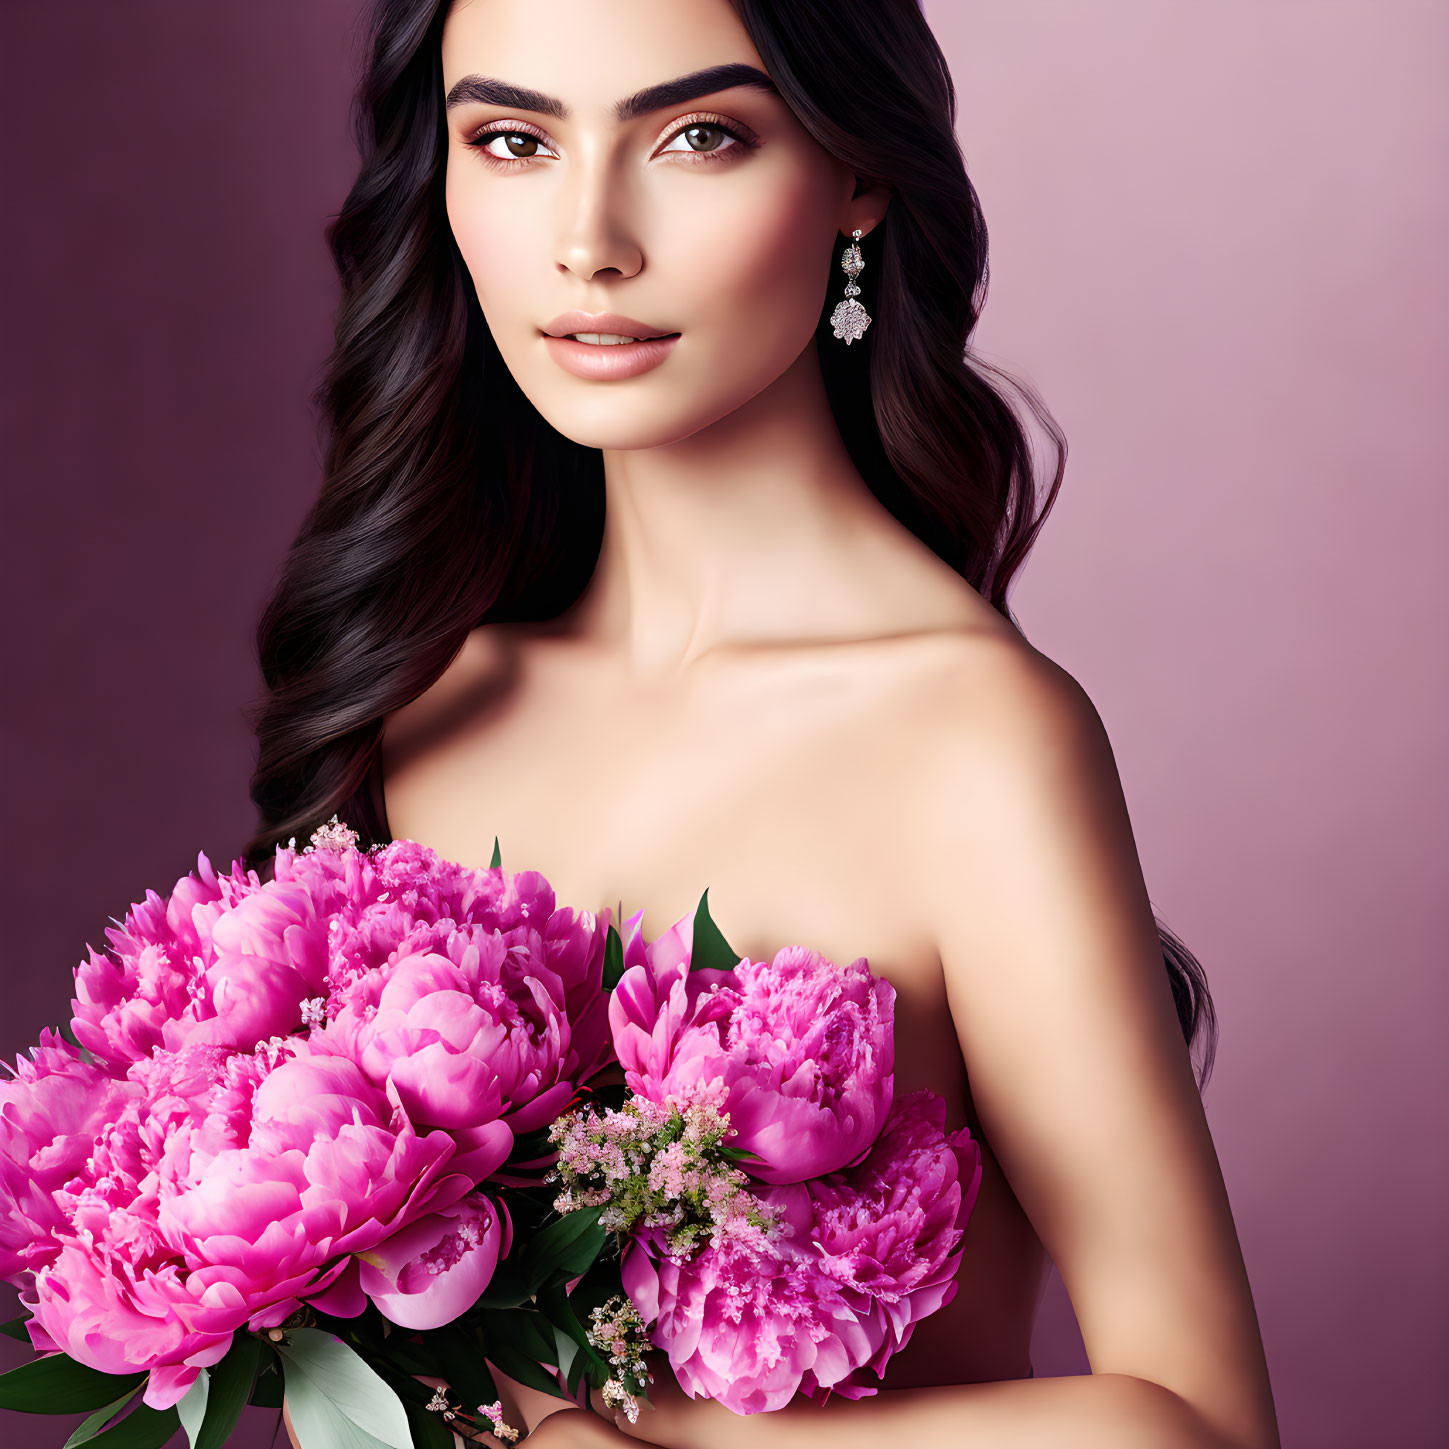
[474,1252,534,1310]
[84,1404,181,1449]
[489,837,502,869]
[60,1386,140,1448]
[526,1204,608,1282]
[276,1327,412,1449]
[718,1144,765,1162]
[602,924,626,990]
[689,887,740,972]
[418,1331,496,1417]
[248,1363,283,1408]
[563,1256,626,1320]
[194,1335,262,1449]
[538,1282,610,1396]
[477,1334,567,1400]
[0,1353,146,1413]
[538,1285,604,1360]
[373,1339,433,1378]
[283,1376,402,1449]
[479,1310,553,1367]
[551,1324,579,1385]
[361,1358,456,1449]
[565,1340,590,1397]
[402,1396,454,1449]
[482,1205,608,1309]
[361,1358,437,1412]
[176,1370,209,1447]
[0,1315,32,1342]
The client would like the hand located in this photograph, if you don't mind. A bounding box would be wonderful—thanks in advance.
[588,1354,716,1445]
[482,1357,584,1438]
[591,1356,791,1449]
[484,1355,674,1449]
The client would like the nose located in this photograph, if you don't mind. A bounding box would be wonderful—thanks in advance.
[552,155,644,282]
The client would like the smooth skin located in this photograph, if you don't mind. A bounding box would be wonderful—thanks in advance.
[289,1,1279,1445]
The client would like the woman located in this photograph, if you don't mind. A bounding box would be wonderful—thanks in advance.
[255,1,1279,1445]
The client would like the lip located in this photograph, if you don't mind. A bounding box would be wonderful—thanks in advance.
[543,332,680,381]
[540,310,682,381]
[541,310,676,340]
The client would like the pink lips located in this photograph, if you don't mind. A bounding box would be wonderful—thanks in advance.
[540,311,681,381]
[541,310,674,340]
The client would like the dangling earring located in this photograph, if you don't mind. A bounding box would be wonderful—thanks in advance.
[830,228,871,346]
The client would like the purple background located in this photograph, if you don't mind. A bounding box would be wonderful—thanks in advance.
[2,3,1444,1446]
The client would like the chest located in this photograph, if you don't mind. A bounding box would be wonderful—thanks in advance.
[378,642,970,1130]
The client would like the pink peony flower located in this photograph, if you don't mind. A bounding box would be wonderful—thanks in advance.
[71,850,334,1067]
[19,1035,475,1410]
[316,843,613,1138]
[609,909,895,1184]
[0,1030,137,1283]
[5,822,622,1408]
[71,830,614,1173]
[355,1188,512,1330]
[795,1090,982,1388]
[621,1091,981,1414]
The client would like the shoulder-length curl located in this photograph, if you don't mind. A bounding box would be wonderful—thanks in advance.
[241,0,1218,1086]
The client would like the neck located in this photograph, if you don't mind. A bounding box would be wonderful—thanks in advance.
[563,343,894,677]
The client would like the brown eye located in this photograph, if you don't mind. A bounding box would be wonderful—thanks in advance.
[681,124,726,153]
[658,117,754,163]
[470,128,548,162]
[465,114,756,172]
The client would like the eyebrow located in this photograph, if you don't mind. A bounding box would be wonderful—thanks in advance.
[443,61,779,122]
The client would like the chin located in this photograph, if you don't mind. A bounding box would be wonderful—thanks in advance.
[522,386,743,453]
[544,411,700,452]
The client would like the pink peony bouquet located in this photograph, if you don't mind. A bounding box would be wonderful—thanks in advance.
[0,820,620,1447]
[550,896,984,1417]
[0,821,981,1445]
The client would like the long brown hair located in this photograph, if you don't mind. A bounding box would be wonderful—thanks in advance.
[242,0,1218,1086]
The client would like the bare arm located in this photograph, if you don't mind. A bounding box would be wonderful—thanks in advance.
[604,644,1280,1449]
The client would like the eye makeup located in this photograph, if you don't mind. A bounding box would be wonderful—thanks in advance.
[463,111,761,170]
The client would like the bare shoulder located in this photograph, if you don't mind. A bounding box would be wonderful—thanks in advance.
[893,624,1149,976]
[380,623,522,772]
[898,621,1112,792]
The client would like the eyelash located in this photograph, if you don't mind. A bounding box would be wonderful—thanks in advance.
[463,112,758,170]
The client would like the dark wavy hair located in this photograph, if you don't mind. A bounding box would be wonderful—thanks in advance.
[242,0,1218,1087]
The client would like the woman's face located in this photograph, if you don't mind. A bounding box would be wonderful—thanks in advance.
[440,0,867,450]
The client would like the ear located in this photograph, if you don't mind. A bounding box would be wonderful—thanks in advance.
[845,179,893,238]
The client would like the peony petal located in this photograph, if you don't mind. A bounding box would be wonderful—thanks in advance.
[305,1259,367,1318]
[144,1363,203,1411]
[360,1193,506,1330]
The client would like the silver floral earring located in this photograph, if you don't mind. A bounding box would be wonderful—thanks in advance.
[830,228,871,345]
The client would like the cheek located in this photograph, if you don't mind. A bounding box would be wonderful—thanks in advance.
[446,168,534,320]
[668,168,837,359]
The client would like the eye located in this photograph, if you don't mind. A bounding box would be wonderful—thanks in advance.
[466,122,558,167]
[463,112,758,170]
[656,114,755,163]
